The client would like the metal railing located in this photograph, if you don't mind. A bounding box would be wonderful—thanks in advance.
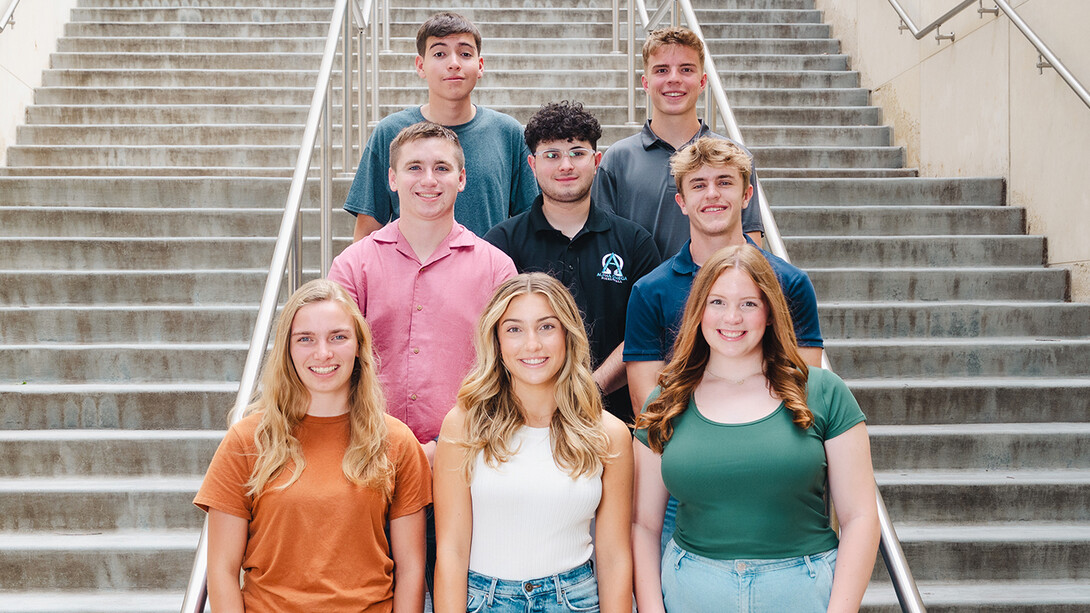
[615,2,927,611]
[1,0,21,32]
[887,0,1090,110]
[178,0,379,609]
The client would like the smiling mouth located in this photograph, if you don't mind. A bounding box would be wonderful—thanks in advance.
[703,205,728,213]
[310,365,338,374]
[520,358,547,366]
[719,330,745,340]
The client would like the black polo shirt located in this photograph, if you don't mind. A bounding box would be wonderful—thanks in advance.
[484,196,662,422]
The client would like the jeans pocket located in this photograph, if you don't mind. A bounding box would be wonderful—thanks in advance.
[559,575,600,612]
[466,587,489,613]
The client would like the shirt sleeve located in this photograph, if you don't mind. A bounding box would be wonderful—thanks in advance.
[740,168,764,235]
[343,127,394,223]
[591,156,619,214]
[630,228,663,282]
[492,249,518,287]
[509,137,538,217]
[783,270,824,348]
[624,280,667,362]
[811,369,866,441]
[387,419,434,520]
[327,245,368,315]
[482,225,511,259]
[193,425,254,520]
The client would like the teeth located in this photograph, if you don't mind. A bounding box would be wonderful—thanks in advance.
[311,365,337,374]
[522,358,546,365]
[721,331,744,339]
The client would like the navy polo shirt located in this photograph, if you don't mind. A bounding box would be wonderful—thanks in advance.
[624,237,823,363]
[485,196,662,422]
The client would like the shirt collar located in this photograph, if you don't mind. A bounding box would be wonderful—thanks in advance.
[529,195,611,238]
[640,119,712,152]
[376,220,473,264]
[669,240,699,276]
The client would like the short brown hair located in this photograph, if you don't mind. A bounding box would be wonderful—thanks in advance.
[670,137,752,194]
[643,27,704,71]
[389,122,465,170]
[416,12,482,56]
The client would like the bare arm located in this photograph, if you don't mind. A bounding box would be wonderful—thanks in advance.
[799,346,824,369]
[593,343,627,396]
[631,440,669,613]
[353,214,384,243]
[389,509,427,613]
[594,415,634,613]
[825,423,880,613]
[207,509,248,613]
[433,408,473,613]
[626,360,665,420]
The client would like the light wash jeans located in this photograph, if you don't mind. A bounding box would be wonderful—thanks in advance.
[660,539,837,613]
[466,559,599,613]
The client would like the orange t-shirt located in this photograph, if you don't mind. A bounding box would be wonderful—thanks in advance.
[194,412,432,613]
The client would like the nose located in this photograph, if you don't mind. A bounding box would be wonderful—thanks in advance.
[525,330,543,351]
[316,339,335,358]
[557,154,575,170]
[421,167,439,185]
[724,306,744,324]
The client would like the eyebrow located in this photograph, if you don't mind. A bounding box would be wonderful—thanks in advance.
[500,316,560,326]
[291,328,351,337]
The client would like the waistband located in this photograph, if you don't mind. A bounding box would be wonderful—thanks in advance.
[467,559,594,598]
[669,539,837,574]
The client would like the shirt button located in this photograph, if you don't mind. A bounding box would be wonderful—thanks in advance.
[416,305,423,311]
[412,348,419,354]
[410,393,417,401]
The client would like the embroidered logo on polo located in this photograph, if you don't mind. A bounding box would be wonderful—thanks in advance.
[597,253,627,283]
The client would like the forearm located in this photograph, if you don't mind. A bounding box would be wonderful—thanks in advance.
[827,516,880,613]
[433,550,469,613]
[391,563,425,613]
[207,571,245,613]
[798,345,824,368]
[631,523,666,613]
[596,549,634,613]
[593,344,627,395]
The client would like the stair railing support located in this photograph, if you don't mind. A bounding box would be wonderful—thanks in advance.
[0,0,20,33]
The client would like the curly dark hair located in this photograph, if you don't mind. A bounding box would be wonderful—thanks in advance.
[524,101,602,153]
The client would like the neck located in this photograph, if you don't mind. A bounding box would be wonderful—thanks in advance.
[688,227,746,266]
[512,381,558,428]
[541,197,591,239]
[648,113,702,150]
[398,217,454,263]
[305,391,350,417]
[420,99,476,126]
[704,350,765,384]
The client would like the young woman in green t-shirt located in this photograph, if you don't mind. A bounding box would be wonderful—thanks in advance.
[632,245,880,613]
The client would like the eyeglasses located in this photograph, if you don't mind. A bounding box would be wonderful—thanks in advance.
[533,147,595,163]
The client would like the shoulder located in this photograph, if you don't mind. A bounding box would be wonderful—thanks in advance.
[601,133,642,161]
[632,257,677,292]
[384,415,424,460]
[225,412,263,445]
[377,107,422,130]
[485,211,530,240]
[476,106,521,129]
[760,248,814,290]
[804,367,865,435]
[439,404,470,441]
[602,412,633,447]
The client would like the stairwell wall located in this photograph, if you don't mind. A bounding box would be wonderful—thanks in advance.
[815,0,1090,300]
[0,0,79,166]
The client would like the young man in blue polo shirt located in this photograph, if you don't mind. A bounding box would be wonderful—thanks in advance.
[593,26,764,257]
[485,101,661,422]
[343,12,539,241]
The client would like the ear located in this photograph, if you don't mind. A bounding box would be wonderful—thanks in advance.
[641,74,649,92]
[528,153,538,179]
[675,191,690,216]
[477,55,484,77]
[741,183,754,208]
[388,167,398,192]
[414,55,426,79]
[699,72,708,92]
[592,150,603,171]
[457,167,467,192]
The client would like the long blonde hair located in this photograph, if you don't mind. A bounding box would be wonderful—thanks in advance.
[456,273,611,480]
[636,245,812,452]
[244,279,393,499]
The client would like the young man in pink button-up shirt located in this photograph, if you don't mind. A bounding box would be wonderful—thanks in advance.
[329,122,517,460]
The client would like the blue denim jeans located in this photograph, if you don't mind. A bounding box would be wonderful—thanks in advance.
[466,559,599,613]
[661,539,837,613]
[660,495,678,554]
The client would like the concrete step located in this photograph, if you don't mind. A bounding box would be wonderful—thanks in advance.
[69,6,336,22]
[869,423,1090,470]
[877,523,1090,582]
[385,8,826,24]
[850,378,1090,425]
[827,338,1090,378]
[877,470,1090,523]
[807,267,1068,302]
[752,145,904,169]
[753,168,919,179]
[0,306,261,344]
[819,301,1090,339]
[0,530,198,590]
[0,430,221,477]
[2,343,249,383]
[786,235,1045,268]
[0,383,236,430]
[774,205,1022,236]
[0,478,203,531]
[763,177,1006,205]
[0,590,180,613]
[0,176,325,206]
[863,579,1090,612]
[0,270,293,306]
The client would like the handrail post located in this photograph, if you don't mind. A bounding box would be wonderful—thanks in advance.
[381,0,390,52]
[611,0,620,54]
[627,0,637,125]
[341,0,352,172]
[321,80,334,278]
[1,0,20,33]
[358,16,367,146]
[289,221,303,293]
[371,0,380,126]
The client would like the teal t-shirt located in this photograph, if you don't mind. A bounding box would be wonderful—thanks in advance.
[342,106,539,237]
[635,367,866,559]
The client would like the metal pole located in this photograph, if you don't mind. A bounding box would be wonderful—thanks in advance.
[627,0,636,124]
[289,222,303,293]
[341,0,352,172]
[322,81,334,278]
[995,0,1090,109]
[371,0,380,125]
[612,0,620,53]
[877,489,928,612]
[382,0,390,52]
[358,24,367,146]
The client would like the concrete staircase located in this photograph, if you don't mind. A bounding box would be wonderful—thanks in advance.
[1,0,1088,611]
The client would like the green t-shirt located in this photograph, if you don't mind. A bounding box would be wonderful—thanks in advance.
[635,367,866,559]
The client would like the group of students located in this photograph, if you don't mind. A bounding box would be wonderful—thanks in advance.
[193,11,881,613]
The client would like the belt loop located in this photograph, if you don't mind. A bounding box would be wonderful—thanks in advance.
[486,576,498,606]
[673,547,684,571]
[553,572,563,604]
[803,554,816,579]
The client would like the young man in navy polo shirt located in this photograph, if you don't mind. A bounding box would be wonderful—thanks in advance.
[485,101,661,422]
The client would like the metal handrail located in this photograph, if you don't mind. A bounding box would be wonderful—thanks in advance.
[616,2,926,611]
[887,0,1090,109]
[178,0,376,609]
[1,0,21,32]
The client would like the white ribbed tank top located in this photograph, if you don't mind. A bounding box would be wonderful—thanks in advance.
[468,425,602,580]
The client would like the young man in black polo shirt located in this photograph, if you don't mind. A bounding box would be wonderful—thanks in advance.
[484,101,662,422]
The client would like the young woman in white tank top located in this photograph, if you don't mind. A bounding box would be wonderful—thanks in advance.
[433,273,633,613]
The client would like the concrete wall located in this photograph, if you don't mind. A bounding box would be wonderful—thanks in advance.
[816,0,1090,300]
[0,0,79,165]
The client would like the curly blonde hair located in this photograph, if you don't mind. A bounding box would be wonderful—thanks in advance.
[244,279,392,499]
[456,273,611,480]
[636,245,812,452]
